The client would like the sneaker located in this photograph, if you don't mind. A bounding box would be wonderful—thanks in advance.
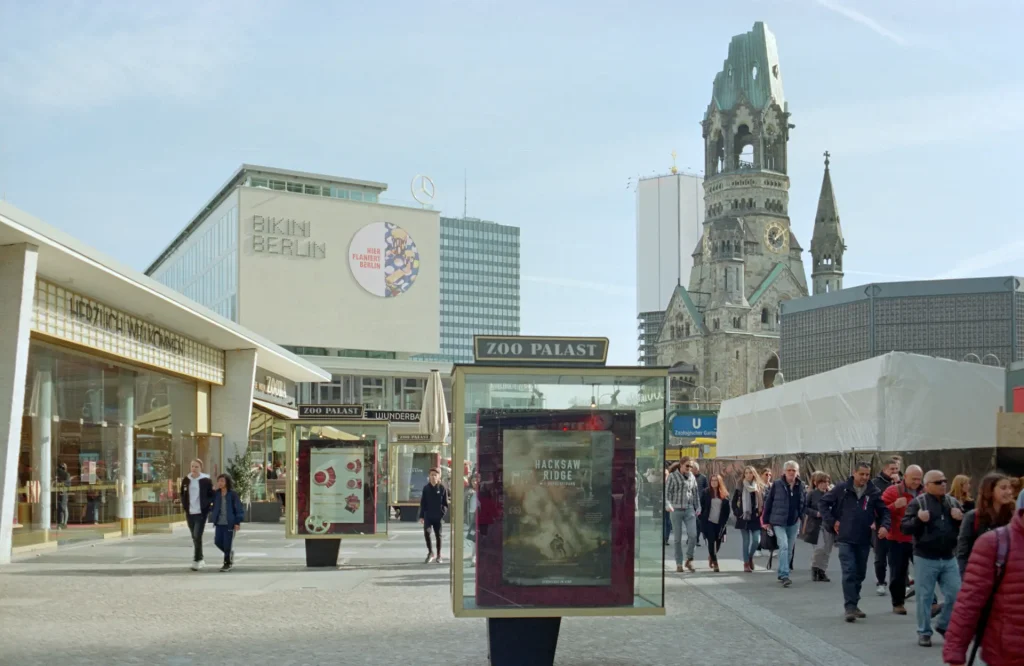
[196,559,206,571]
[676,565,684,573]
[853,608,866,619]
[844,609,857,623]
[781,577,792,588]
[906,584,916,599]
[219,563,231,572]
[435,556,444,564]
[893,605,907,615]
[425,554,435,563]
[918,635,932,647]
[191,560,200,571]
[876,584,887,596]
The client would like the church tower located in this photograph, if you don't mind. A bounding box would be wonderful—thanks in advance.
[810,151,845,295]
[655,22,810,400]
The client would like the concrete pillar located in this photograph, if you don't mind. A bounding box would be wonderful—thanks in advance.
[29,358,52,531]
[0,244,39,564]
[117,372,134,535]
[210,349,257,466]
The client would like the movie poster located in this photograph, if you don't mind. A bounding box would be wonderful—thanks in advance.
[407,452,437,502]
[309,448,365,524]
[501,429,614,587]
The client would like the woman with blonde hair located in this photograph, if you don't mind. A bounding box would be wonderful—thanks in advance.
[950,474,975,512]
[731,465,764,573]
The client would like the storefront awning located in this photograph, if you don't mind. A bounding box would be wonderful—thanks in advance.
[253,399,298,420]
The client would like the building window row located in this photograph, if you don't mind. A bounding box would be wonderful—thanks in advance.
[246,177,379,204]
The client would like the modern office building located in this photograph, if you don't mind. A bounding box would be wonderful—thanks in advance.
[415,216,521,364]
[635,171,705,365]
[0,202,329,562]
[781,276,1024,381]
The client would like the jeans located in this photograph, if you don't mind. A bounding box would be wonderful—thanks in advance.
[773,523,800,578]
[837,542,871,610]
[57,493,69,527]
[214,525,235,564]
[663,512,672,542]
[186,513,207,562]
[671,508,698,565]
[914,556,961,637]
[887,541,914,606]
[873,533,890,585]
[423,518,442,554]
[812,528,835,571]
[741,529,761,562]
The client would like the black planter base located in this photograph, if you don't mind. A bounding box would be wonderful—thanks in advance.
[304,539,341,567]
[487,617,561,666]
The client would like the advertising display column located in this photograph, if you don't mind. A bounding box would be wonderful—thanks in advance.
[450,336,668,666]
[286,408,389,567]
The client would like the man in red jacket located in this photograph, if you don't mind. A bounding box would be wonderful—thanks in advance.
[881,465,923,615]
[943,508,1023,666]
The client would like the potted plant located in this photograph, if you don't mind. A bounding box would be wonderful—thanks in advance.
[227,448,280,523]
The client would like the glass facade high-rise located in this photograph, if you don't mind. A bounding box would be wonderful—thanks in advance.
[416,217,521,363]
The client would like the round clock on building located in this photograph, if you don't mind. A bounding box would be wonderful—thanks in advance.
[764,222,788,253]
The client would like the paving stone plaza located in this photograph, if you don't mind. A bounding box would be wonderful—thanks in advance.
[1,522,951,666]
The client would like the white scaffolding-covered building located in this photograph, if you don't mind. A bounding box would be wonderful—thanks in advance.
[717,352,1005,457]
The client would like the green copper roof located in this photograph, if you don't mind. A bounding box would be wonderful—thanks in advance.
[660,285,707,340]
[709,22,786,114]
[749,262,788,305]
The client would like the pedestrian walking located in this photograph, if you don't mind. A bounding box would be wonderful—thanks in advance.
[950,474,975,513]
[762,460,806,587]
[731,465,765,573]
[666,457,701,572]
[700,475,731,572]
[942,505,1022,666]
[210,474,244,572]
[956,472,1014,575]
[901,469,964,647]
[804,472,832,583]
[881,464,924,615]
[756,468,774,557]
[180,459,214,571]
[820,462,891,622]
[871,455,902,596]
[418,468,449,564]
[691,461,708,548]
[465,474,479,566]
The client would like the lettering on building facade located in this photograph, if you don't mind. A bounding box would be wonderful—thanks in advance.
[251,215,327,259]
[473,335,609,366]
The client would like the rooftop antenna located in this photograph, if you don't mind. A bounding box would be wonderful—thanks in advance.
[670,150,678,175]
[463,168,468,219]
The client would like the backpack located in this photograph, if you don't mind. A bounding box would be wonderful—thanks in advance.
[968,525,1012,666]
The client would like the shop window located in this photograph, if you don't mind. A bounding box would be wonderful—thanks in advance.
[360,377,386,409]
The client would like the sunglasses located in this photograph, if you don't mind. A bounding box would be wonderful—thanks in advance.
[928,479,948,486]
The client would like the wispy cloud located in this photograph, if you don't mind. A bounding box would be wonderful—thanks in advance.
[0,2,264,109]
[933,240,1024,280]
[523,275,632,296]
[812,0,909,46]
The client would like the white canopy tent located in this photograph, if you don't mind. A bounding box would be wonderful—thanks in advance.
[718,352,1005,457]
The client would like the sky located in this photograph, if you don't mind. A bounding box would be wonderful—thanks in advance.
[1,0,1021,366]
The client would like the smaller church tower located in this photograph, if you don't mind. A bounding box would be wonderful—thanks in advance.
[810,151,845,295]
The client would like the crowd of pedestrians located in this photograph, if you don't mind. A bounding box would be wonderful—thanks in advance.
[664,455,1024,664]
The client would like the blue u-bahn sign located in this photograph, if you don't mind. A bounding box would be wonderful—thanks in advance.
[671,414,717,438]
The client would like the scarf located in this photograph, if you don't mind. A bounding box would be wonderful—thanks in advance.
[742,481,762,519]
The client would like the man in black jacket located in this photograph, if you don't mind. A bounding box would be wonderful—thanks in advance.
[419,468,449,564]
[820,461,891,623]
[900,469,963,647]
[180,459,215,571]
[869,456,902,595]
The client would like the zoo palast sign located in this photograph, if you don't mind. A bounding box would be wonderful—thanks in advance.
[473,335,609,366]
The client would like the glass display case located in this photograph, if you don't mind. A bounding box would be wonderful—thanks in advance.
[285,420,389,539]
[388,442,444,508]
[450,365,667,619]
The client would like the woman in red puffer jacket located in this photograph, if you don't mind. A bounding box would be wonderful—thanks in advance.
[942,509,1024,666]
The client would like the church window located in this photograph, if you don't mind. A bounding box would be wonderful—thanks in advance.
[685,323,690,336]
[724,267,729,291]
[752,64,759,80]
[714,319,720,330]
[825,282,830,293]
[736,350,740,360]
[714,372,719,382]
[760,308,768,324]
